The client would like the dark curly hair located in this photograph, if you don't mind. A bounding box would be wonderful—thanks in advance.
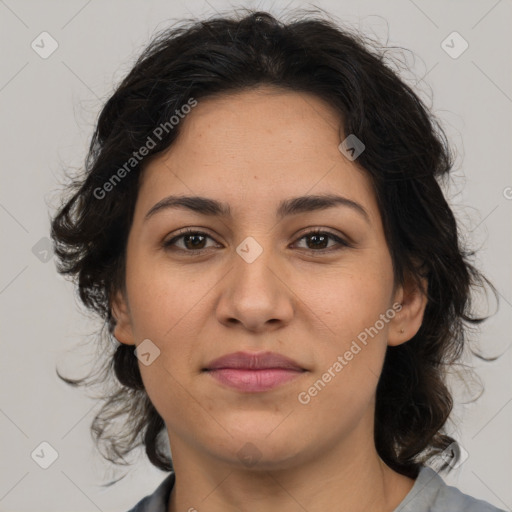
[50,7,499,483]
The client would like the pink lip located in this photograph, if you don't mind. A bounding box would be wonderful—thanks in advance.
[206,368,303,392]
[203,351,306,392]
[204,350,304,371]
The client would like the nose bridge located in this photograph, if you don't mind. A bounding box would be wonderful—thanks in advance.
[232,234,280,300]
[217,233,293,330]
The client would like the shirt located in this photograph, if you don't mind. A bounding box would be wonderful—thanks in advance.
[126,465,507,512]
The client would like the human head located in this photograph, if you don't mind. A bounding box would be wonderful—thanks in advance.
[51,8,494,479]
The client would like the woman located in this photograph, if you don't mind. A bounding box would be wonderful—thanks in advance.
[51,9,505,512]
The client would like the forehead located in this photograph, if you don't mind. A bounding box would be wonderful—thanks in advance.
[136,87,378,224]
[161,86,345,165]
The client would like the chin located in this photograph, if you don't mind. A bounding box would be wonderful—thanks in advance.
[215,432,308,471]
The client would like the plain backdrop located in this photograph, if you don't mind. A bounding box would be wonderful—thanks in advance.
[0,1,511,511]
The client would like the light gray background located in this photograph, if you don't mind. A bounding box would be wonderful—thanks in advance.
[1,1,511,511]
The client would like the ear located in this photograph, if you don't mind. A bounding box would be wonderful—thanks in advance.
[387,271,428,347]
[111,289,136,346]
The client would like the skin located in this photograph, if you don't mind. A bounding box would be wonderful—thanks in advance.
[112,86,428,512]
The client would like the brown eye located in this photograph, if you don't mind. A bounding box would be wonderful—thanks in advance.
[293,230,351,253]
[162,230,218,254]
[162,228,352,256]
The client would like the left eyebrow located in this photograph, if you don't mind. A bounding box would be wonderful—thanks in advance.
[144,193,370,224]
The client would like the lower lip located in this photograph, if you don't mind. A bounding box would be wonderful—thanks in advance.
[205,368,304,392]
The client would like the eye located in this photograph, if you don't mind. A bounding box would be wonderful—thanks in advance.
[162,228,352,255]
[293,229,352,253]
[162,229,219,254]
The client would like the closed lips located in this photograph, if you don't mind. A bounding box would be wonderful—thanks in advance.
[202,351,307,393]
[203,351,305,371]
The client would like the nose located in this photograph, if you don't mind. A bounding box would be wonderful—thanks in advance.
[215,243,294,333]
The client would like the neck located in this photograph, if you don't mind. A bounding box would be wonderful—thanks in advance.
[166,426,415,512]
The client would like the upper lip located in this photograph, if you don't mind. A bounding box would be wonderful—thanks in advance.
[203,351,305,371]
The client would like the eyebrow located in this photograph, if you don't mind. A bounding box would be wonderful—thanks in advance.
[144,193,370,224]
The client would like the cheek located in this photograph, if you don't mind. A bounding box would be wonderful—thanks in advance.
[319,260,394,336]
[125,254,201,339]
[307,262,394,390]
[124,263,202,421]
[298,282,391,427]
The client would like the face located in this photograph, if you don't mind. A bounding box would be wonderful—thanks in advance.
[112,86,427,471]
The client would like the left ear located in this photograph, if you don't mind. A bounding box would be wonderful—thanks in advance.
[387,270,428,347]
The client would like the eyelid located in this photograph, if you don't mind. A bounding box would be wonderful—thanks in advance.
[162,228,221,251]
[162,227,353,254]
[291,229,353,254]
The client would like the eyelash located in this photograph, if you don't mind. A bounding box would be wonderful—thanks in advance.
[162,228,352,255]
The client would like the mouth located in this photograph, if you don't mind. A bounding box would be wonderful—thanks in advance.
[202,351,307,392]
